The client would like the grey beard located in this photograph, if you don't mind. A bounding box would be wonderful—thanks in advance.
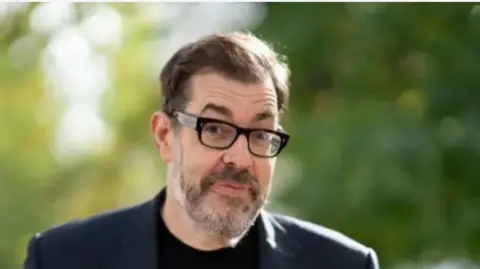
[174,146,264,239]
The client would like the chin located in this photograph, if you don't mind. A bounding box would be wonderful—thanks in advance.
[192,200,261,238]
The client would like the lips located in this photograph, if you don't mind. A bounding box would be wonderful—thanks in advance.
[211,181,249,196]
[216,181,247,190]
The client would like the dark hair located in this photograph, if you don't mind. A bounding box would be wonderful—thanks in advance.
[159,31,290,119]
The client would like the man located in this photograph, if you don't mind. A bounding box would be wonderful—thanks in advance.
[24,31,379,269]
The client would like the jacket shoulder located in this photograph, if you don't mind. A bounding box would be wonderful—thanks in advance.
[41,201,146,243]
[25,200,150,268]
[270,213,378,268]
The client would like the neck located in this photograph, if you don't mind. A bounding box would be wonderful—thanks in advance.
[161,188,232,251]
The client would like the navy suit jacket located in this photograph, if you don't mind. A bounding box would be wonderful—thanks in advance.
[24,189,379,269]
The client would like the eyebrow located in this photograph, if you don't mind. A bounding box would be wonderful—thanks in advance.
[200,103,276,123]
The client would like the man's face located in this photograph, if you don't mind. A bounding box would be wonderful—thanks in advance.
[158,72,279,238]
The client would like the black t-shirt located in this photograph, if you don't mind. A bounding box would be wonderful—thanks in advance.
[155,213,259,269]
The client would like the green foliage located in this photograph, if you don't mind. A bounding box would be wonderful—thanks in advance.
[1,3,479,269]
[255,2,480,267]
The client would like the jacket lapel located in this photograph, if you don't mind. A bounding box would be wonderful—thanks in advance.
[257,212,300,269]
[101,189,301,269]
[100,193,160,269]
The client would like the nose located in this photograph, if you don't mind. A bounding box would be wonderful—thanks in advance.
[221,134,253,169]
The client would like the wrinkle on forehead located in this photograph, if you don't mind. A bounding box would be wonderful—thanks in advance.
[200,100,277,127]
[205,90,277,108]
[188,73,279,122]
[200,88,276,119]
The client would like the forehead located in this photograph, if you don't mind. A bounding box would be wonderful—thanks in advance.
[186,72,278,121]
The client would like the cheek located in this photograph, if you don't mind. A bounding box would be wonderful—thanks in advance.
[181,132,223,181]
[255,159,275,191]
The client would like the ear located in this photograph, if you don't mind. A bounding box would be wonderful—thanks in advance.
[150,111,174,163]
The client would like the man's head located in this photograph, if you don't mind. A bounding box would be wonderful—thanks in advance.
[151,31,290,239]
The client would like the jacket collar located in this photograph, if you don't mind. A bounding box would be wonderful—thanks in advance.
[101,188,300,269]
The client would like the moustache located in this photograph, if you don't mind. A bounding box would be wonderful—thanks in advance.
[201,167,260,196]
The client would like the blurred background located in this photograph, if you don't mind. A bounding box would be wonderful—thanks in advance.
[1,2,480,269]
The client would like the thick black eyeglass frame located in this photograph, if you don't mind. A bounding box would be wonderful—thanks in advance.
[172,111,290,158]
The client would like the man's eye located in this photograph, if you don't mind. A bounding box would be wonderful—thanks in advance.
[205,125,221,134]
[204,123,233,136]
[255,132,269,140]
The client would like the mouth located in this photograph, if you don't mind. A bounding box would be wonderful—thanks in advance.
[210,181,250,196]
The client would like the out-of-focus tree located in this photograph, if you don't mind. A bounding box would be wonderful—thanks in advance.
[255,3,480,267]
[1,3,480,269]
[0,3,162,268]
